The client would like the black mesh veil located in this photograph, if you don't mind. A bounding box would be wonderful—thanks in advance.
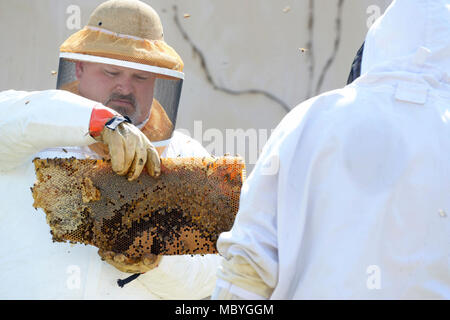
[56,55,184,145]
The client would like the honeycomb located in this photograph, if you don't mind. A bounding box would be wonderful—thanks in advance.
[31,157,245,259]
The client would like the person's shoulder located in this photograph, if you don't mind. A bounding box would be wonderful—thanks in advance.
[0,89,30,103]
[286,84,377,130]
[166,130,210,157]
[170,130,203,148]
[272,87,352,136]
[268,85,380,154]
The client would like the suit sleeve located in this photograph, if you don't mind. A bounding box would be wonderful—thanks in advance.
[211,130,283,300]
[0,89,97,172]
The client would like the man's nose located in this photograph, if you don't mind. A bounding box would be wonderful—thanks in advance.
[115,76,134,95]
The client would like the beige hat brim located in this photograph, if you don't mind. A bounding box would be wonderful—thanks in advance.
[60,26,184,74]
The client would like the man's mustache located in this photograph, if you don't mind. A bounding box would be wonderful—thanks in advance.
[104,93,137,108]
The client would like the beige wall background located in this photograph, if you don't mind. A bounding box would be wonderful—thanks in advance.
[0,0,392,172]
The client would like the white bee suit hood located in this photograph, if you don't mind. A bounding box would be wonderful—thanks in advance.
[214,0,450,299]
[362,0,450,77]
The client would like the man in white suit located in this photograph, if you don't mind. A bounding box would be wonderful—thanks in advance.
[213,0,450,299]
[0,0,219,299]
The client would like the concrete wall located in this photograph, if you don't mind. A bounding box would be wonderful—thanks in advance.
[0,0,392,172]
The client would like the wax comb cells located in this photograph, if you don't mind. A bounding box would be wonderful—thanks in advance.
[32,157,244,259]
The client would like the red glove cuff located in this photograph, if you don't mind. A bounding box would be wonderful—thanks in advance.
[89,104,118,138]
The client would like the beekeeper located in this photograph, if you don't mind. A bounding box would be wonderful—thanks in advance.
[212,0,450,299]
[0,0,219,299]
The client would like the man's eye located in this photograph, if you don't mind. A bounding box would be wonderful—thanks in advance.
[135,75,148,80]
[105,70,119,76]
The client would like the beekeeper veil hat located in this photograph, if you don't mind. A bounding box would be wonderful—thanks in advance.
[57,0,184,148]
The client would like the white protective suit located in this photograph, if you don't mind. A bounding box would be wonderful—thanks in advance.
[0,89,219,299]
[214,0,450,299]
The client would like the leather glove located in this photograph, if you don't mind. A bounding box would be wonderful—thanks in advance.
[89,105,160,181]
[98,249,162,274]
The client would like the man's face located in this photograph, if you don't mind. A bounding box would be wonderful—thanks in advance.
[76,61,156,126]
